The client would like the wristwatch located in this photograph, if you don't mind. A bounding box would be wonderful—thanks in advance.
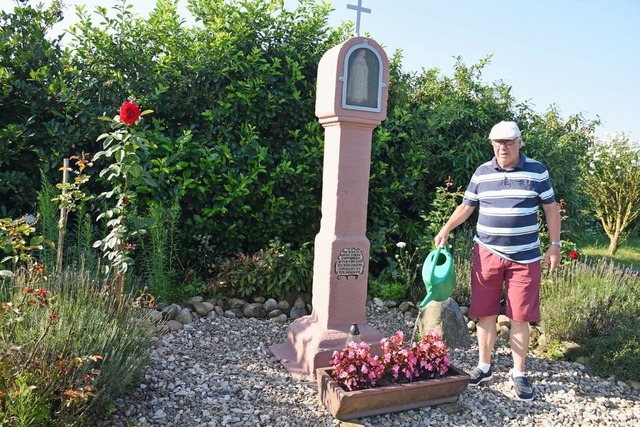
[550,241,562,247]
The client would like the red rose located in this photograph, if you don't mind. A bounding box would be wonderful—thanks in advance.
[568,251,579,260]
[119,101,141,125]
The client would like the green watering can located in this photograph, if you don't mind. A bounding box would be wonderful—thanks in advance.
[419,246,456,309]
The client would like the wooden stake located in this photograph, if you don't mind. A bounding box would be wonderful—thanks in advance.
[56,158,69,272]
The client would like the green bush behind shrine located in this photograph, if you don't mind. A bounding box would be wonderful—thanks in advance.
[0,0,597,274]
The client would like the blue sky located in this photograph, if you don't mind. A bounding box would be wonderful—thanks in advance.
[321,0,639,140]
[3,0,638,140]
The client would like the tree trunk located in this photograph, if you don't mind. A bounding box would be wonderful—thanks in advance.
[607,233,619,256]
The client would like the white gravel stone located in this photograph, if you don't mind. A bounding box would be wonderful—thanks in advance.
[97,302,640,426]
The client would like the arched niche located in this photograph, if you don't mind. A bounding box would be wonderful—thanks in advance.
[341,40,384,112]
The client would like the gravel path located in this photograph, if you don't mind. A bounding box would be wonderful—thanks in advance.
[98,303,640,427]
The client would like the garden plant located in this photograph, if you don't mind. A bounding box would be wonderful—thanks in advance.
[329,330,450,391]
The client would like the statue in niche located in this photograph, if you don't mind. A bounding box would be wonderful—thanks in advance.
[347,49,369,105]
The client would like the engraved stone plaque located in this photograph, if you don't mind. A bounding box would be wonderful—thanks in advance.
[334,247,365,279]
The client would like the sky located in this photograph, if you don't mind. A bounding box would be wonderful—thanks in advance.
[2,0,639,140]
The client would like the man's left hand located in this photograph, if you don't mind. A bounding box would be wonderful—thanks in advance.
[544,245,561,272]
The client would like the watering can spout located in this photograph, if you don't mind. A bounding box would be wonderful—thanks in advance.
[419,291,435,309]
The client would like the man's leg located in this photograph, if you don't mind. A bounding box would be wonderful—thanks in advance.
[508,319,534,401]
[468,314,498,385]
[509,320,529,372]
[468,245,504,385]
[504,259,540,372]
[504,259,540,402]
[477,315,498,365]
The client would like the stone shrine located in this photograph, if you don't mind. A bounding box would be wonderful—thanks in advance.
[270,36,390,380]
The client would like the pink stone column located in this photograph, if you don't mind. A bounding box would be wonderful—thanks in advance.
[270,37,389,381]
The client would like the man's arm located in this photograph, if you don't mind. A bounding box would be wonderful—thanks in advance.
[434,204,476,247]
[542,202,562,272]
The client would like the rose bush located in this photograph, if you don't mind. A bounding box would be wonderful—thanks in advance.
[329,330,450,391]
[92,100,153,299]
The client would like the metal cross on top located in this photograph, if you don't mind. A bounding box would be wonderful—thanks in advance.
[347,0,371,36]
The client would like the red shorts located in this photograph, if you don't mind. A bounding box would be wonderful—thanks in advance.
[469,244,541,322]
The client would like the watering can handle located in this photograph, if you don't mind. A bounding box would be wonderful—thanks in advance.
[427,245,443,284]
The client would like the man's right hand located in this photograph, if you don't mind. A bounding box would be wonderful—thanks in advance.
[434,228,449,248]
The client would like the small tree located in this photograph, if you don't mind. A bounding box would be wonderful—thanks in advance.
[583,132,640,255]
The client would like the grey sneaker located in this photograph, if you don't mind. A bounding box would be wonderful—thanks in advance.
[468,367,493,386]
[509,372,534,401]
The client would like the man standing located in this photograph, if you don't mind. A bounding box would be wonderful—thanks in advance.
[434,121,561,401]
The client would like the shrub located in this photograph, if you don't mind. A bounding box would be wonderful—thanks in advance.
[540,258,640,342]
[213,240,313,301]
[0,1,68,217]
[569,316,640,382]
[0,265,156,426]
[368,278,408,302]
[2,0,600,277]
[520,108,597,233]
[63,0,342,264]
[0,215,53,271]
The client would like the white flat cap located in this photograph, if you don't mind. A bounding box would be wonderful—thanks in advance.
[489,121,521,140]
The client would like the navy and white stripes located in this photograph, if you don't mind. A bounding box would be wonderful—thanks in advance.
[462,155,556,263]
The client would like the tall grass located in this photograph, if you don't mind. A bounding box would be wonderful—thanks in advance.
[138,201,180,302]
[68,205,99,272]
[36,172,59,268]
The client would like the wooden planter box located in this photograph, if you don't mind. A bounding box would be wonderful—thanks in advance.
[317,365,470,421]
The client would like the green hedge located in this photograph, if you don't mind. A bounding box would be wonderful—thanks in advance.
[1,0,598,276]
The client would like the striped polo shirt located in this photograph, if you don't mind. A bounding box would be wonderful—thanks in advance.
[462,154,556,263]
